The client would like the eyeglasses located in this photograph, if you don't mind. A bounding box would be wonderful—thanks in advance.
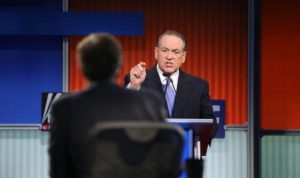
[159,48,184,57]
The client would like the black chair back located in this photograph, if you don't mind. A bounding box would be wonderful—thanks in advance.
[90,122,184,178]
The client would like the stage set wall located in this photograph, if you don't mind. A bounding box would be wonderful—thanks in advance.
[260,0,300,178]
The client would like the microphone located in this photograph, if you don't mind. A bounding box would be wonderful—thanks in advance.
[162,73,170,77]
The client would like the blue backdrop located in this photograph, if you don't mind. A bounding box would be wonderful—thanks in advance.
[0,0,143,125]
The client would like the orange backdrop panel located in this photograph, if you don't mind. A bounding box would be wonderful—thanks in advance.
[69,0,248,125]
[261,0,300,129]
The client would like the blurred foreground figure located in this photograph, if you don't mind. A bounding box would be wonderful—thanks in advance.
[49,33,166,178]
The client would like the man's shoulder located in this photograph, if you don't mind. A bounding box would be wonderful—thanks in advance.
[51,92,77,111]
[121,86,160,102]
[180,70,208,85]
[138,87,162,99]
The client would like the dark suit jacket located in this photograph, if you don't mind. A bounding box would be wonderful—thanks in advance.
[125,66,215,119]
[49,81,166,178]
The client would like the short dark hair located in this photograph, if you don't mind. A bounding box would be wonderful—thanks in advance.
[156,30,187,51]
[77,33,122,82]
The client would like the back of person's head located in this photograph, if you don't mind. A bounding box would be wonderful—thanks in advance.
[77,33,122,82]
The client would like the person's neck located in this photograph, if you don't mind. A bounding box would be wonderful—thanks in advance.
[89,78,117,87]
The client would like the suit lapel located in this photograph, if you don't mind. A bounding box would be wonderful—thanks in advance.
[142,66,171,117]
[142,66,164,97]
[142,67,193,118]
[172,70,193,118]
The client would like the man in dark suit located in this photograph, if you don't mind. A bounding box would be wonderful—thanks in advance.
[49,33,166,178]
[125,30,215,178]
[125,30,215,120]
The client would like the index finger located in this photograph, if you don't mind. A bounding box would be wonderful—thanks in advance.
[138,61,146,67]
[137,61,146,71]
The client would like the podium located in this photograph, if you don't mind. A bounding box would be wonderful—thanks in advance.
[167,118,215,158]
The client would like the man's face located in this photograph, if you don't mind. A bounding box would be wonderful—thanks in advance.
[155,35,186,74]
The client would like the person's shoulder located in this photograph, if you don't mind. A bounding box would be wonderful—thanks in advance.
[121,86,164,108]
[139,87,162,100]
[136,88,167,120]
[181,70,209,85]
[51,92,78,111]
[50,92,79,126]
[121,86,160,102]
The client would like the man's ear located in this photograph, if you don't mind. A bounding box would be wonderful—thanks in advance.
[154,47,158,60]
[182,51,187,63]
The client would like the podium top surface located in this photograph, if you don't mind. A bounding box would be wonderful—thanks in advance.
[167,118,214,129]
